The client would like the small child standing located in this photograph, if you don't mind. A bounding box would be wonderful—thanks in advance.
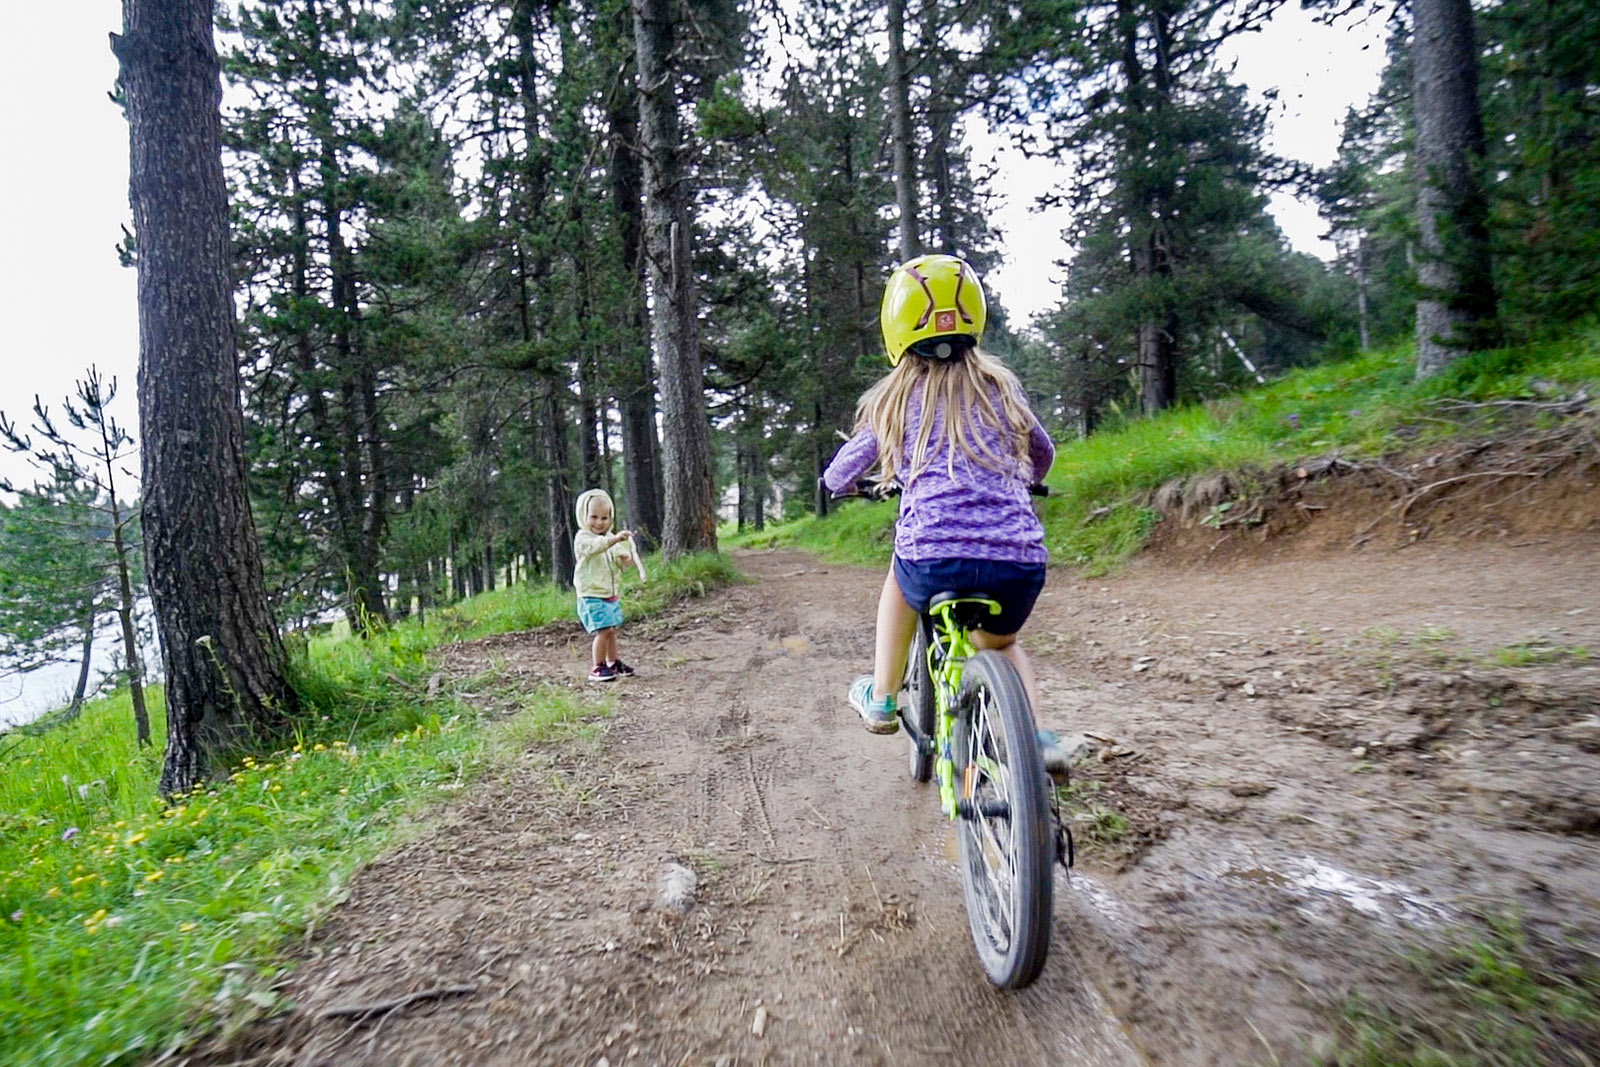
[573,488,636,682]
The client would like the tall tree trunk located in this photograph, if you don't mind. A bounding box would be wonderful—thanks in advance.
[113,0,297,796]
[1118,0,1179,415]
[735,440,749,532]
[1412,0,1498,377]
[67,609,95,721]
[110,511,150,747]
[303,0,386,634]
[1355,237,1372,351]
[1137,316,1178,415]
[97,406,150,746]
[541,382,577,587]
[579,353,604,491]
[633,0,716,558]
[605,50,664,546]
[812,399,830,518]
[887,0,921,262]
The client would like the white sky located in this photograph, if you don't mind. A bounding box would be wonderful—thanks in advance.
[0,1,1388,500]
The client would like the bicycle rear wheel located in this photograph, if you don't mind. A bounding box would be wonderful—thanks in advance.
[904,621,936,782]
[954,650,1053,989]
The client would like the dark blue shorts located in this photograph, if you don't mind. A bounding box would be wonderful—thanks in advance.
[892,556,1047,636]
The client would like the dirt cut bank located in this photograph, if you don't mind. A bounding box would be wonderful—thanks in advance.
[187,528,1600,1065]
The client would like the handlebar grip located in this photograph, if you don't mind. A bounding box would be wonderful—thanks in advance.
[823,476,902,500]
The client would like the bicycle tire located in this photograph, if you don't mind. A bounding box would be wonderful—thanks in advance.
[904,622,936,782]
[954,650,1053,989]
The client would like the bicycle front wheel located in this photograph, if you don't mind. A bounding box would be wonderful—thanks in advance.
[954,650,1053,989]
[904,621,936,782]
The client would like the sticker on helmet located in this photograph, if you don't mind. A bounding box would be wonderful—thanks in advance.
[935,310,957,332]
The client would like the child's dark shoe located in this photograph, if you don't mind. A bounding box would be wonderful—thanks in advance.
[609,660,636,677]
[587,664,617,683]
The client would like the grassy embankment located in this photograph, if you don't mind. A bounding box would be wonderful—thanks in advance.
[0,551,738,1066]
[728,331,1600,573]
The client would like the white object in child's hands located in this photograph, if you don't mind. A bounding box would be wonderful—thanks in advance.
[626,535,647,582]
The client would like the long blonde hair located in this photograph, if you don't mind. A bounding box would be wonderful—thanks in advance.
[854,347,1035,485]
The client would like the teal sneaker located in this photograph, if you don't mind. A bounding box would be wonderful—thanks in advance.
[1037,729,1070,786]
[848,676,899,735]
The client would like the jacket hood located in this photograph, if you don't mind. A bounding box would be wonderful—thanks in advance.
[575,488,615,531]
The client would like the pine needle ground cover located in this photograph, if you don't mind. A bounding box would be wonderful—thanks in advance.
[730,331,1600,573]
[0,552,738,1066]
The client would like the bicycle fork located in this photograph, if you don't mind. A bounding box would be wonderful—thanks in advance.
[922,612,1073,873]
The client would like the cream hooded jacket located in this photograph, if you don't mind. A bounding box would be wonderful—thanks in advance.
[572,488,629,599]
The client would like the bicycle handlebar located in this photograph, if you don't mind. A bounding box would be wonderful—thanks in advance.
[822,477,1049,500]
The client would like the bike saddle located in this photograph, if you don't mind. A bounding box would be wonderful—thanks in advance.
[927,590,1002,628]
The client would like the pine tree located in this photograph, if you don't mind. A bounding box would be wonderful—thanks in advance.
[0,369,150,741]
[1411,0,1498,376]
[0,488,107,721]
[112,0,299,794]
[226,0,397,632]
[1029,0,1302,414]
[633,0,719,556]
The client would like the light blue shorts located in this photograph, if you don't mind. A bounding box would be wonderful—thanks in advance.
[577,596,624,634]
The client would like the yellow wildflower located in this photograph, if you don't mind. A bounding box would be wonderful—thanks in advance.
[145,870,163,883]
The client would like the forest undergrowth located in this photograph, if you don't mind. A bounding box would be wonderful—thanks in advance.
[0,552,738,1067]
[730,329,1600,572]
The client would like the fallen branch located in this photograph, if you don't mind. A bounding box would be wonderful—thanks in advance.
[319,984,478,1020]
[1428,393,1589,415]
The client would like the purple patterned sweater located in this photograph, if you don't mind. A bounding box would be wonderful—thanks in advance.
[822,385,1055,564]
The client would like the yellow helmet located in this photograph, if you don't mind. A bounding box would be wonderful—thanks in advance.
[880,254,987,367]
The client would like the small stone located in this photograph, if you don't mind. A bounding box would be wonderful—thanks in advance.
[660,863,698,913]
[1242,682,1258,697]
[752,1005,769,1037]
[1351,746,1367,758]
[1559,718,1600,752]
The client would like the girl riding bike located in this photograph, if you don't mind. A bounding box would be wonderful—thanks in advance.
[823,254,1058,755]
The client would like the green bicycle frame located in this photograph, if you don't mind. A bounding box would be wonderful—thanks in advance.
[925,596,1004,820]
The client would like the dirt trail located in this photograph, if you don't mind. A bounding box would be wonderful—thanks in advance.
[193,537,1600,1067]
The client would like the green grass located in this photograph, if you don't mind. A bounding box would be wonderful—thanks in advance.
[725,497,901,566]
[1321,918,1600,1066]
[0,552,737,1066]
[734,328,1600,574]
[400,550,743,641]
[1488,641,1591,668]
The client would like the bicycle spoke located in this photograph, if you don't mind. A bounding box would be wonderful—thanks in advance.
[964,686,1021,952]
[954,648,1052,988]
